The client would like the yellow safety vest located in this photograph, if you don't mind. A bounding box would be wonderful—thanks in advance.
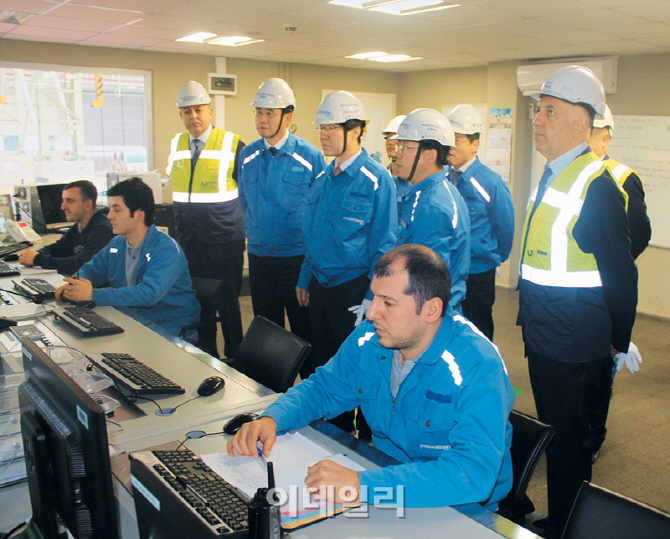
[520,152,628,288]
[166,128,241,203]
[603,158,637,188]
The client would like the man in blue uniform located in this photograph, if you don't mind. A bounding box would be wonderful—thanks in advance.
[239,78,324,349]
[517,66,637,538]
[296,90,397,379]
[167,81,245,359]
[56,178,200,337]
[392,109,470,312]
[228,244,514,509]
[447,105,514,340]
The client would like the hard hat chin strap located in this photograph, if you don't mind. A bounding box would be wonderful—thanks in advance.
[270,109,287,140]
[337,123,349,157]
[405,146,423,183]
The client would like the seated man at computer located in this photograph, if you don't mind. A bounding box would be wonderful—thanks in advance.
[228,244,515,509]
[18,180,114,274]
[55,177,200,337]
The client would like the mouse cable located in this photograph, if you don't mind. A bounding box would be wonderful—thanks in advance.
[175,430,225,451]
[171,395,202,413]
[133,395,164,414]
[0,287,33,301]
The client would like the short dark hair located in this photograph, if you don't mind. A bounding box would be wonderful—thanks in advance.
[418,139,450,167]
[343,118,366,144]
[374,244,451,317]
[107,177,155,226]
[465,133,480,143]
[65,179,98,208]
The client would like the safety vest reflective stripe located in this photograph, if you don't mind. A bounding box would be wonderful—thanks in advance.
[442,179,459,230]
[359,166,379,191]
[291,152,313,171]
[166,134,187,176]
[521,264,602,287]
[522,159,604,288]
[173,189,239,203]
[469,177,491,203]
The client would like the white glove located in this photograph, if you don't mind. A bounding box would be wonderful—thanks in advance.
[348,298,372,327]
[615,342,642,374]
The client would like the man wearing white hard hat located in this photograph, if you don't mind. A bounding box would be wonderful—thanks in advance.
[517,65,638,538]
[167,81,246,359]
[297,90,397,434]
[447,104,514,340]
[587,104,649,461]
[392,108,470,311]
[238,78,325,355]
[382,115,406,177]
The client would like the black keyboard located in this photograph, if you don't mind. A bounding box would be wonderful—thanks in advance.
[130,449,249,537]
[87,352,185,396]
[55,306,124,336]
[0,260,20,277]
[13,278,57,303]
[0,240,32,258]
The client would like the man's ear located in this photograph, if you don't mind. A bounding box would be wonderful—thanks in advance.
[422,297,443,323]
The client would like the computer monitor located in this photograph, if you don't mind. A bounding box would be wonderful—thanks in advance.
[36,184,68,229]
[17,338,120,539]
[13,184,70,233]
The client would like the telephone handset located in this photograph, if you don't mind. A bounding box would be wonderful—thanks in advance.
[4,220,42,243]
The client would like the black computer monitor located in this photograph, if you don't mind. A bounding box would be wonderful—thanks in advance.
[17,338,120,539]
[35,184,68,228]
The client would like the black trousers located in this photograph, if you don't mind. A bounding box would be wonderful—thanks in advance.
[528,352,613,538]
[182,237,245,359]
[248,253,312,346]
[461,267,496,341]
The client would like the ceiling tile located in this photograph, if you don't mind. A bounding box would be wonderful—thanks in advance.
[0,0,55,14]
[475,0,587,18]
[25,14,117,32]
[613,2,670,22]
[8,24,97,40]
[534,9,650,30]
[44,3,145,24]
[597,22,670,40]
[69,0,186,14]
[80,34,166,47]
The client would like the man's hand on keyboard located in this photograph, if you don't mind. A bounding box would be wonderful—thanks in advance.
[226,416,277,458]
[306,459,361,506]
[57,277,93,302]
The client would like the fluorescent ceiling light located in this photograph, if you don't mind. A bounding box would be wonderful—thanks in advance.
[329,0,459,16]
[346,51,388,59]
[370,54,421,62]
[208,36,265,47]
[347,51,421,63]
[177,32,216,43]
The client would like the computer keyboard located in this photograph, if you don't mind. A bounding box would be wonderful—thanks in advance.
[54,306,124,337]
[0,240,32,258]
[87,352,185,396]
[130,449,249,538]
[0,260,20,277]
[13,278,57,303]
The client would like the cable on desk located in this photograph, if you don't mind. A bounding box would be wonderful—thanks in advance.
[175,430,225,451]
[134,395,165,415]
[0,287,31,301]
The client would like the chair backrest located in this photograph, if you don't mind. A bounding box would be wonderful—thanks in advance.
[231,316,311,393]
[497,409,555,519]
[562,482,670,539]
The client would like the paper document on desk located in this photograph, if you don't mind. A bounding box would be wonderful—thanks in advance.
[201,431,365,529]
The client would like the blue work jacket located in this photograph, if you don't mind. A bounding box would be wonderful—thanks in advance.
[397,171,470,310]
[297,149,397,290]
[239,133,325,257]
[449,158,514,274]
[79,225,200,336]
[263,314,515,509]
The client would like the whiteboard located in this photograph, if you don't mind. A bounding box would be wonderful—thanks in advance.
[607,115,670,249]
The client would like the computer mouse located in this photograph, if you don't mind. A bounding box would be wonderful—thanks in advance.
[197,375,225,397]
[3,254,19,262]
[223,413,259,435]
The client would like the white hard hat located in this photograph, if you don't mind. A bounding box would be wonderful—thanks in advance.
[393,108,455,147]
[533,65,606,119]
[177,81,211,108]
[382,115,407,135]
[313,91,367,125]
[593,104,614,131]
[447,104,483,135]
[252,78,296,109]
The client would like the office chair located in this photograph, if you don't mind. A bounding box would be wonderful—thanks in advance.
[179,277,223,358]
[562,481,670,539]
[497,409,555,523]
[230,315,311,393]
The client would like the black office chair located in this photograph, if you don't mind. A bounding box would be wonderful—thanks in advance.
[562,481,670,539]
[497,409,555,523]
[179,277,223,358]
[229,315,311,393]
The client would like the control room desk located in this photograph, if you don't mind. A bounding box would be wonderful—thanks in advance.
[0,269,278,531]
[113,415,540,539]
